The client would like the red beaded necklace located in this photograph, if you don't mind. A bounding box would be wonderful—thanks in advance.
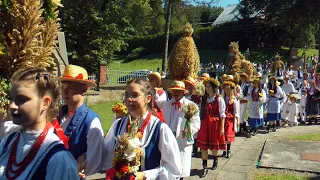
[5,122,52,180]
[127,112,152,137]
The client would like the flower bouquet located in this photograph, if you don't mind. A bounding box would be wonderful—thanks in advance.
[113,116,142,180]
[112,102,128,119]
[182,103,199,142]
[256,93,263,114]
[195,81,205,96]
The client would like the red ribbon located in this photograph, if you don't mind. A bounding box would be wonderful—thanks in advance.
[171,86,186,90]
[171,101,182,111]
[63,73,84,80]
[53,119,69,149]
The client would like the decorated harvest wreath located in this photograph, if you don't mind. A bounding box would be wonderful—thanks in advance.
[0,0,62,118]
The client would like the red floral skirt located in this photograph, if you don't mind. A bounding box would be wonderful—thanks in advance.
[196,115,226,150]
[225,117,235,142]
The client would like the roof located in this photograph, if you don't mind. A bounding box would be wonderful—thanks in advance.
[213,4,260,25]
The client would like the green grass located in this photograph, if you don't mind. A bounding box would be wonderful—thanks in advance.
[88,101,118,133]
[255,174,309,180]
[110,48,319,72]
[287,133,320,141]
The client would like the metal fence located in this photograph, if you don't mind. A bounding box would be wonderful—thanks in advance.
[106,69,152,84]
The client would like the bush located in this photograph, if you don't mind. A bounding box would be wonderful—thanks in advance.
[126,47,150,61]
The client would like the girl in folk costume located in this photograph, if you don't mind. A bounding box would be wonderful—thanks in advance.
[196,78,226,178]
[266,77,283,132]
[295,66,303,88]
[221,80,239,158]
[238,73,251,137]
[162,81,200,179]
[281,94,291,127]
[303,70,309,81]
[0,68,79,179]
[147,72,167,122]
[57,65,104,177]
[287,94,300,126]
[183,76,202,157]
[305,80,320,125]
[246,78,267,136]
[104,79,181,180]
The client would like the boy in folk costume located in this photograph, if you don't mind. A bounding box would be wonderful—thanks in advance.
[238,73,250,137]
[266,77,283,132]
[162,81,201,178]
[295,66,303,88]
[57,65,105,177]
[299,89,307,123]
[147,72,167,122]
[221,79,239,158]
[246,78,267,136]
[183,76,202,157]
[196,78,226,178]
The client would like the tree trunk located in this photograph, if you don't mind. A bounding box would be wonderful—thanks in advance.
[162,0,172,74]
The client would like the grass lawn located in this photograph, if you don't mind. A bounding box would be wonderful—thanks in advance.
[88,101,118,133]
[109,48,319,72]
[254,174,309,180]
[287,133,320,141]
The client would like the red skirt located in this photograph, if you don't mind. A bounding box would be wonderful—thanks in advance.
[196,115,226,150]
[225,117,235,142]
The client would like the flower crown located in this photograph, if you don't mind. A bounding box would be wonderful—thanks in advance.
[222,81,236,89]
[112,102,128,114]
[203,78,220,87]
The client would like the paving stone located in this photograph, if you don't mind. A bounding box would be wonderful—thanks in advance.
[221,164,251,173]
[237,143,262,150]
[233,149,260,161]
[233,137,246,146]
[216,170,247,180]
[227,158,256,166]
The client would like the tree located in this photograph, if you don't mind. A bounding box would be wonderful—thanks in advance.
[61,0,136,74]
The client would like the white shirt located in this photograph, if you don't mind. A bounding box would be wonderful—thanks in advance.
[282,82,295,94]
[61,115,104,176]
[103,114,182,180]
[0,121,21,141]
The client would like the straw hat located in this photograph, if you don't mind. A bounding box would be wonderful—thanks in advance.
[147,72,161,86]
[167,81,189,93]
[303,69,308,75]
[269,76,277,81]
[239,72,248,79]
[221,74,227,81]
[284,75,290,80]
[224,75,234,82]
[255,73,263,79]
[276,81,281,86]
[290,93,301,100]
[298,66,302,70]
[59,65,96,87]
[200,73,210,80]
[183,76,196,89]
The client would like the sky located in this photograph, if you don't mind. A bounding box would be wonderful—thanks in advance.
[197,0,240,7]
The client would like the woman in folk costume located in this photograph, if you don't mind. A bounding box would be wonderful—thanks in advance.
[196,78,226,178]
[0,68,79,179]
[104,79,181,180]
[305,80,320,125]
[266,77,283,132]
[162,81,200,179]
[57,65,105,177]
[238,73,251,137]
[183,76,202,157]
[147,72,167,122]
[221,80,239,158]
[246,78,267,136]
[295,66,304,88]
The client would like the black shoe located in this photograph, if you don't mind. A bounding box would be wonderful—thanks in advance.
[222,151,226,157]
[212,160,218,170]
[200,168,208,178]
[251,129,258,136]
[245,133,252,138]
[226,150,231,158]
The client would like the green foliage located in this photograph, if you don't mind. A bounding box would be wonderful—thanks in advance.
[0,77,11,116]
[88,101,118,132]
[126,47,150,61]
[287,133,320,141]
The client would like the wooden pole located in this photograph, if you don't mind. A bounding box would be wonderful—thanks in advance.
[162,0,172,74]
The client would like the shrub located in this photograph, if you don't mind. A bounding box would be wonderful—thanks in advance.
[126,47,149,60]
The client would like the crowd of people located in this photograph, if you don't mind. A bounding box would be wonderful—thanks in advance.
[0,59,320,179]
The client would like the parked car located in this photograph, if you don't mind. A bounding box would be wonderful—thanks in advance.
[117,70,152,84]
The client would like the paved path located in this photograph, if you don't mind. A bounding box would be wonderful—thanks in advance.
[87,125,320,180]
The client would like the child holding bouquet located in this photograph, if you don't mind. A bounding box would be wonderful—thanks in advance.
[103,78,181,180]
[266,77,283,132]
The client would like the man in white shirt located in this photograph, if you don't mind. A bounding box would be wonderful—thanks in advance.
[282,75,295,95]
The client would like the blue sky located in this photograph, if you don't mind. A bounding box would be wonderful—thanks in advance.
[199,0,239,7]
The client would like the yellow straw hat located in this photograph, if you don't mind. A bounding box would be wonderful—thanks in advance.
[147,72,161,86]
[59,65,96,87]
[183,76,196,89]
[224,75,234,82]
[167,81,189,93]
[200,73,210,80]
